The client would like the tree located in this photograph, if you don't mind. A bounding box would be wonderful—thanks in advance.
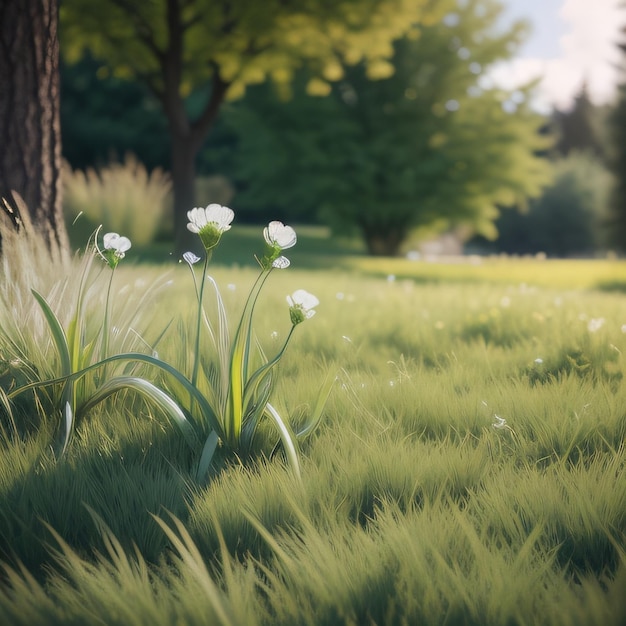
[0,0,69,254]
[482,153,612,257]
[60,0,437,250]
[213,0,551,255]
[553,83,604,158]
[609,25,626,250]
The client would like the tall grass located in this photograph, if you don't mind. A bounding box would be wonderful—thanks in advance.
[1,226,625,624]
[63,154,171,247]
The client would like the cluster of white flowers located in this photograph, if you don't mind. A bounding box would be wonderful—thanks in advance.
[186,204,318,326]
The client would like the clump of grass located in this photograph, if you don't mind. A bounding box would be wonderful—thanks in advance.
[63,154,171,247]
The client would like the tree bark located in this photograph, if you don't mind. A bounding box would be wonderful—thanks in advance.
[0,0,68,255]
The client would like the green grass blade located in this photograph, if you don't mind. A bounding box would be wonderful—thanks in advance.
[264,402,301,479]
[60,400,73,455]
[79,376,199,448]
[31,289,71,375]
[295,369,336,440]
[196,430,219,482]
[8,352,222,437]
[227,271,271,444]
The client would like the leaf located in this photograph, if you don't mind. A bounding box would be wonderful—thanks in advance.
[295,369,336,440]
[264,402,301,479]
[78,375,199,448]
[60,400,74,455]
[196,430,219,482]
[31,289,71,376]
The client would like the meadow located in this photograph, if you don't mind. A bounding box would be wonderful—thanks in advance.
[0,224,625,625]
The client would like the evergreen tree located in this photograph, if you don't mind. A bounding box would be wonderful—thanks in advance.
[609,26,626,250]
[554,83,604,158]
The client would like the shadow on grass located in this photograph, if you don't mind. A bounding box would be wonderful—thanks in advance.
[594,279,626,293]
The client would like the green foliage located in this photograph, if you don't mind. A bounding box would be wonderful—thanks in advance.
[60,56,170,172]
[215,0,550,255]
[59,0,439,242]
[63,155,172,248]
[486,152,613,256]
[60,0,435,102]
[553,83,606,158]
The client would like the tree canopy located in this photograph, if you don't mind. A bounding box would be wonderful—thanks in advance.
[60,0,439,249]
[212,0,551,255]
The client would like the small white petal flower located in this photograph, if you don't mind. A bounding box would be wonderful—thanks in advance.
[186,204,234,251]
[287,289,319,325]
[534,358,544,364]
[272,256,290,269]
[103,232,131,254]
[183,251,201,265]
[102,232,131,268]
[264,221,297,250]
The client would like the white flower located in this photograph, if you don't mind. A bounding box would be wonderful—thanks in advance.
[187,204,234,234]
[264,221,297,250]
[103,232,131,256]
[102,232,131,268]
[272,256,290,269]
[182,251,201,266]
[534,358,544,364]
[287,289,319,325]
[186,204,234,251]
[492,415,507,429]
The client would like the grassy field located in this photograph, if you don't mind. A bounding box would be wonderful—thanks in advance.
[0,227,625,625]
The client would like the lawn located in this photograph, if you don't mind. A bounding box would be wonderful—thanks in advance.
[0,226,625,625]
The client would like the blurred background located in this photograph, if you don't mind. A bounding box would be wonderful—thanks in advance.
[57,0,624,259]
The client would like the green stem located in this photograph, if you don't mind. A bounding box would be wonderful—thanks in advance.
[226,269,273,444]
[191,253,211,389]
[100,267,116,378]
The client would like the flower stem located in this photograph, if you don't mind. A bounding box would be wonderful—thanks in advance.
[191,253,211,389]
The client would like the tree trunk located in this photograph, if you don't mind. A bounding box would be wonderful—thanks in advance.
[362,224,406,256]
[171,130,201,255]
[0,0,68,255]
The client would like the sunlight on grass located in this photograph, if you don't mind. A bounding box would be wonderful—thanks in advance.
[1,219,626,625]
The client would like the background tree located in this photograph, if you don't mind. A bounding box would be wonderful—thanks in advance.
[553,83,605,158]
[60,0,438,249]
[609,25,626,250]
[0,0,68,254]
[213,0,550,255]
[478,153,613,257]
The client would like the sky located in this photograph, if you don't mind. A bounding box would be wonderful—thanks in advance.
[490,0,623,111]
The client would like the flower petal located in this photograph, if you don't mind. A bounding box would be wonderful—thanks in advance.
[103,232,120,250]
[116,236,132,253]
[264,221,297,249]
[183,251,201,265]
[205,204,234,231]
[272,256,290,269]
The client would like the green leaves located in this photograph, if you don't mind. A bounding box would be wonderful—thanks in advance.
[9,214,326,482]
